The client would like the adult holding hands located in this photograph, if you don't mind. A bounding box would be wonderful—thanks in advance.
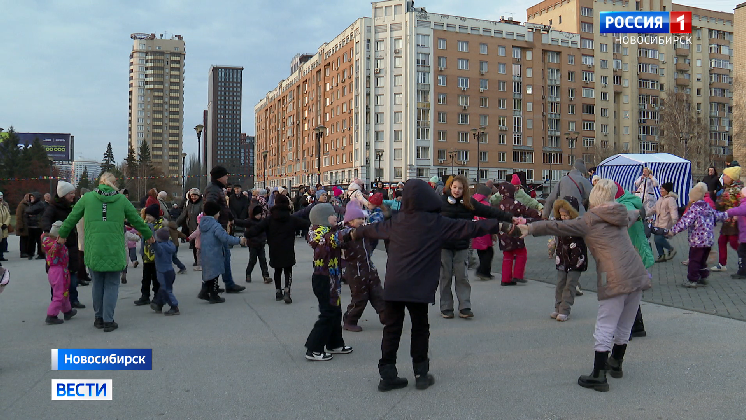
[633,167,658,215]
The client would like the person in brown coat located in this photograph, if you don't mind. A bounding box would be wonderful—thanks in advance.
[519,179,652,392]
[15,193,30,258]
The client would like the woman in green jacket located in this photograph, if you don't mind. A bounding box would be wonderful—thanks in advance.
[58,172,153,332]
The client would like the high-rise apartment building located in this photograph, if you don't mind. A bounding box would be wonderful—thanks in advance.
[128,33,186,189]
[255,0,732,189]
[527,1,733,174]
[206,66,244,182]
[239,133,255,188]
[733,2,746,166]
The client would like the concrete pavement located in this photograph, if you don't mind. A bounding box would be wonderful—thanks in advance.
[1,235,745,420]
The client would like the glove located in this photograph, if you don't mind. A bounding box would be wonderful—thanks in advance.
[1,224,6,230]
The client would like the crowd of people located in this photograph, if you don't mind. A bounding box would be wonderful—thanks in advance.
[4,153,743,393]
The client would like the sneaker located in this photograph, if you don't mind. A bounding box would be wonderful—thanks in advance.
[194,266,202,271]
[134,297,150,306]
[178,268,187,275]
[45,315,63,325]
[458,309,474,318]
[556,314,569,322]
[283,290,292,304]
[326,346,353,354]
[93,317,104,329]
[245,275,252,283]
[150,302,163,313]
[63,309,77,320]
[263,275,272,284]
[513,278,527,283]
[655,255,667,263]
[476,273,491,281]
[275,290,284,301]
[731,273,746,279]
[681,259,689,266]
[441,310,454,319]
[305,351,333,361]
[103,321,118,332]
[164,307,180,316]
[133,261,139,268]
[666,248,677,260]
[225,285,245,293]
[711,264,727,272]
[501,281,517,286]
[343,324,363,332]
[575,285,584,296]
[550,311,559,319]
[71,301,86,309]
[682,281,701,288]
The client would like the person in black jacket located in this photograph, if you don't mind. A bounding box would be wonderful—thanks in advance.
[244,194,310,303]
[702,166,722,202]
[204,166,245,294]
[229,184,249,236]
[25,192,46,259]
[439,175,514,319]
[353,179,517,391]
[242,203,271,284]
[41,181,86,308]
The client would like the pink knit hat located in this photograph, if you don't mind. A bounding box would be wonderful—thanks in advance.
[344,201,366,223]
[511,174,521,186]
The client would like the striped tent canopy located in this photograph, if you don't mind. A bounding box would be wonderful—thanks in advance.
[596,153,692,207]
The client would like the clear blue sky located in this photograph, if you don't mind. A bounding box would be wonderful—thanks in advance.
[0,0,734,162]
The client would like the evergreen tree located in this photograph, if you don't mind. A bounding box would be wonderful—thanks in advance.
[138,141,155,198]
[78,167,90,191]
[101,142,115,173]
[124,145,139,196]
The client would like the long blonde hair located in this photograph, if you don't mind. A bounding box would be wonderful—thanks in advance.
[98,172,118,189]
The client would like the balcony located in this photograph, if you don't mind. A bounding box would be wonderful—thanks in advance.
[675,77,689,86]
[513,93,522,99]
[548,78,560,85]
[675,48,690,56]
[513,75,522,81]
[676,62,690,71]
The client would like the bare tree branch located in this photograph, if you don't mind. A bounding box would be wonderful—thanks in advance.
[658,89,710,179]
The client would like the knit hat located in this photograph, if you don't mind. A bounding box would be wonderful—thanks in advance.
[315,189,327,200]
[145,203,161,219]
[309,203,336,226]
[49,221,63,238]
[278,186,286,194]
[429,176,440,183]
[203,201,221,217]
[56,181,75,198]
[333,186,343,197]
[188,188,200,196]
[155,227,171,242]
[592,175,601,184]
[689,182,708,202]
[723,166,741,181]
[158,191,167,199]
[344,201,366,223]
[274,194,290,207]
[369,193,383,206]
[661,182,674,193]
[210,166,228,179]
[614,182,625,199]
[510,174,521,186]
[348,182,360,192]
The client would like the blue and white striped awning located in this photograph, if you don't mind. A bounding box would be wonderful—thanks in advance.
[596,153,692,207]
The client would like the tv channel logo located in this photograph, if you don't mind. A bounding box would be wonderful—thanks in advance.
[600,11,691,34]
[51,379,112,401]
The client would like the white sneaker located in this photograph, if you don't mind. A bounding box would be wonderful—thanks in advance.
[711,264,727,272]
[325,346,353,354]
[575,285,584,296]
[681,259,689,266]
[550,312,559,319]
[556,314,569,322]
[305,351,333,361]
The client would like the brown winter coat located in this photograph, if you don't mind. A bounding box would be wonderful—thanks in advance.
[649,192,679,229]
[15,197,29,237]
[528,202,651,300]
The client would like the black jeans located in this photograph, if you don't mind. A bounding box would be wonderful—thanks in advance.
[379,301,430,367]
[274,266,292,290]
[141,262,159,298]
[305,274,345,353]
[247,245,269,278]
[737,243,746,276]
[476,247,494,276]
[26,227,43,257]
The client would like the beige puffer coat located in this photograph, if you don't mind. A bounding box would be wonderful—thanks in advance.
[528,202,651,300]
[649,192,679,229]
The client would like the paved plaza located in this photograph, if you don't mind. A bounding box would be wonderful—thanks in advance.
[1,235,745,420]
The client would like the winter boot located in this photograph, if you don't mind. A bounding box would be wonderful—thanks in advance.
[120,272,127,284]
[209,280,225,304]
[45,315,64,325]
[607,344,627,378]
[577,351,609,392]
[197,282,210,301]
[275,289,284,301]
[133,296,150,306]
[413,360,435,390]
[378,364,409,392]
[63,309,77,320]
[630,307,646,338]
[283,287,292,304]
[263,275,272,284]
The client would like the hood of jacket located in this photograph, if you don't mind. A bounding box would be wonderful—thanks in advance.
[573,159,588,175]
[270,204,291,221]
[30,192,43,202]
[662,192,679,201]
[616,192,643,211]
[199,214,220,233]
[588,202,630,227]
[401,179,441,213]
[92,184,122,203]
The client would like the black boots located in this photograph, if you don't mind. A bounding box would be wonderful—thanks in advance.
[630,306,646,338]
[378,364,409,392]
[578,351,609,392]
[607,344,627,378]
[197,282,210,301]
[413,360,435,390]
[208,279,225,304]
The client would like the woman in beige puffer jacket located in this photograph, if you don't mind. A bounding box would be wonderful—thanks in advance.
[520,179,651,392]
[648,182,679,262]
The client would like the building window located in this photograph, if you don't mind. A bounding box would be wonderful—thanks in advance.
[512,151,533,163]
[498,152,506,162]
[458,114,470,125]
[394,130,402,141]
[458,58,469,70]
[416,146,430,159]
[458,132,470,142]
[457,40,469,52]
[458,77,469,89]
[438,112,447,123]
[438,75,447,86]
[438,130,447,141]
[394,167,403,178]
[438,93,447,104]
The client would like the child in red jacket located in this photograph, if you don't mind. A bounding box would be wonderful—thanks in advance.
[494,182,542,285]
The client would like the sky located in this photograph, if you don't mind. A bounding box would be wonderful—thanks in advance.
[0,0,737,163]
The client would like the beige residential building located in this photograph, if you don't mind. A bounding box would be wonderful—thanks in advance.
[733,3,746,166]
[527,0,734,173]
[128,33,186,188]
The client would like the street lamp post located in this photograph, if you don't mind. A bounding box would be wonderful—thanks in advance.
[314,125,326,186]
[262,151,268,188]
[375,150,384,182]
[561,131,579,191]
[679,133,689,160]
[447,150,459,176]
[181,153,187,197]
[471,126,485,184]
[194,125,203,190]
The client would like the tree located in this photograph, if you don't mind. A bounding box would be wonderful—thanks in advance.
[124,145,139,196]
[101,142,115,173]
[78,167,90,192]
[138,141,154,200]
[184,154,202,192]
[658,89,710,180]
[732,76,746,170]
[0,128,50,206]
